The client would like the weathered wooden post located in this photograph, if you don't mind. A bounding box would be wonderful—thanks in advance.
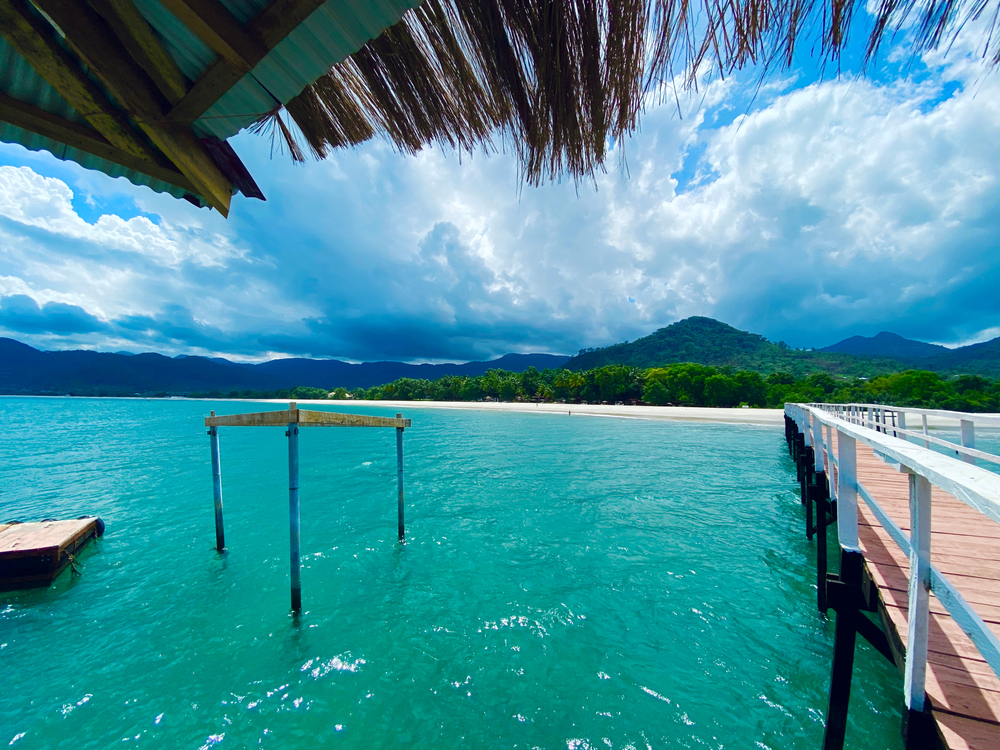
[208,411,225,551]
[396,413,405,542]
[287,402,302,611]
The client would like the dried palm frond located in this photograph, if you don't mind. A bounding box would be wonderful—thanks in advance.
[255,0,995,184]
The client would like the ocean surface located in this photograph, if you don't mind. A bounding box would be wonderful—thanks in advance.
[0,397,905,749]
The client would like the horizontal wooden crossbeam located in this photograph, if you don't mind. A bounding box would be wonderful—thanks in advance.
[205,407,410,429]
[32,0,234,215]
[90,0,190,105]
[0,0,158,162]
[168,0,326,125]
[160,0,268,73]
[0,92,199,194]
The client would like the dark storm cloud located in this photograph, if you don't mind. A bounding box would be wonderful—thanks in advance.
[0,295,107,335]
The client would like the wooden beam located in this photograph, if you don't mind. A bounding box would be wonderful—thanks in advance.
[89,0,189,105]
[206,409,295,427]
[0,0,157,161]
[0,92,199,193]
[297,410,412,428]
[160,0,268,73]
[205,409,411,428]
[168,0,326,126]
[32,0,233,215]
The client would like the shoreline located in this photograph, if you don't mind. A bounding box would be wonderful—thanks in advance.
[269,399,788,425]
[6,395,997,429]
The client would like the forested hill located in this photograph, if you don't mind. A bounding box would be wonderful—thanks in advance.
[564,317,1000,377]
[565,317,905,376]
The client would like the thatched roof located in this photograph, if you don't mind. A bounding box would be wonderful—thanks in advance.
[268,0,990,185]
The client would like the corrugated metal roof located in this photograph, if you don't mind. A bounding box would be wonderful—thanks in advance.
[0,0,420,204]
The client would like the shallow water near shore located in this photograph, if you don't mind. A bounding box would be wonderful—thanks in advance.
[0,397,904,749]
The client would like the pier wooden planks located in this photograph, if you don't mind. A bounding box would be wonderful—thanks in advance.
[821,429,1000,749]
[0,518,101,590]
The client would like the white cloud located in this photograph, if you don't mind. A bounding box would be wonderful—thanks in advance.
[0,166,245,267]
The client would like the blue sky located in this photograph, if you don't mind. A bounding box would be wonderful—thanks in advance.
[1,17,998,363]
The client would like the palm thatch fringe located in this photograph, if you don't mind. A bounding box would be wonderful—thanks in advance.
[259,0,992,184]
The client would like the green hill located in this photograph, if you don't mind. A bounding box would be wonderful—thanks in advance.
[564,317,913,377]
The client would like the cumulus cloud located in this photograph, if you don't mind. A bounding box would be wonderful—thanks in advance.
[0,166,245,267]
[0,42,998,360]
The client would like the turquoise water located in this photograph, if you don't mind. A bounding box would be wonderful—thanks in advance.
[0,398,904,749]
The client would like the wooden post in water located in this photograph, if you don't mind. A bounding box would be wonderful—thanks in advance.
[287,402,302,611]
[396,414,405,542]
[208,412,225,551]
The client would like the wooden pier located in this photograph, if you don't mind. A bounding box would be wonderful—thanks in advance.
[0,517,104,590]
[786,404,1000,750]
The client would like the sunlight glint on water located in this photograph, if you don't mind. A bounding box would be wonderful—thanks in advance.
[0,398,903,749]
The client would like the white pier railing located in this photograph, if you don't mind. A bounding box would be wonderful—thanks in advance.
[785,402,1000,716]
[809,402,1000,467]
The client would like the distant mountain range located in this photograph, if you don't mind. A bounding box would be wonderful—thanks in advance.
[0,338,569,395]
[2,318,998,396]
[817,331,948,358]
[565,317,1000,378]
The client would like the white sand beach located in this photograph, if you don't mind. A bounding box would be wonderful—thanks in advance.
[287,399,787,425]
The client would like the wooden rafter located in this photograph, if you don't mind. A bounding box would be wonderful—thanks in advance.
[89,0,189,105]
[168,0,326,126]
[0,92,198,193]
[0,0,157,162]
[160,0,267,73]
[32,0,234,215]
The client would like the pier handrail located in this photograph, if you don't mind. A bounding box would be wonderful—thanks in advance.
[785,402,1000,720]
[806,402,1000,467]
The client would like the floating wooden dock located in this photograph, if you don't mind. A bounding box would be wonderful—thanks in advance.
[0,517,104,590]
[786,404,1000,750]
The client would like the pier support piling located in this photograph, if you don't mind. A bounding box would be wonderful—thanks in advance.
[208,414,225,551]
[823,549,865,750]
[287,407,302,612]
[396,414,405,542]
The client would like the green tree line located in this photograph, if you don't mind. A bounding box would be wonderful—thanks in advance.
[191,365,1000,412]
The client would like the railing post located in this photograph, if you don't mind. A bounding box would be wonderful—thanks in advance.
[209,417,225,551]
[897,410,906,442]
[396,413,405,542]
[904,473,931,715]
[287,403,302,612]
[960,419,976,465]
[837,431,858,551]
[921,414,929,449]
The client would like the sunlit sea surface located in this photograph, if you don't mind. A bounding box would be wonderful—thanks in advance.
[0,397,905,749]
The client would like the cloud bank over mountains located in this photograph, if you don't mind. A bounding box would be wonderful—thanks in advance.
[0,41,998,362]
